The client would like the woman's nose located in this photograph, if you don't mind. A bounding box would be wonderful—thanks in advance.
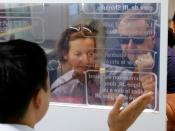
[80,54,89,63]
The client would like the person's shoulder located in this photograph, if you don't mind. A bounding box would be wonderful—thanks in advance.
[0,124,34,131]
[51,70,74,89]
[51,70,81,95]
[0,124,19,131]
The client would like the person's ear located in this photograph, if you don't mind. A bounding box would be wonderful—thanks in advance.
[63,55,68,61]
[33,89,44,109]
[61,50,68,62]
[31,88,49,123]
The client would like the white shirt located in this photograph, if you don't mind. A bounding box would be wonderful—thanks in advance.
[0,124,35,131]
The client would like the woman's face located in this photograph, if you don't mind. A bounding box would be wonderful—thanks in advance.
[67,38,95,74]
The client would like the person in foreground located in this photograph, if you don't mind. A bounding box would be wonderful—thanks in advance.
[0,39,153,131]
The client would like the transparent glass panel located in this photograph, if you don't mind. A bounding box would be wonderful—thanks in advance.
[0,3,160,110]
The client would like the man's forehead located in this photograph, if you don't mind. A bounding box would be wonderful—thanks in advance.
[119,19,147,28]
[118,19,148,36]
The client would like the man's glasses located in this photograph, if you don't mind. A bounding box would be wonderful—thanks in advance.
[118,36,145,45]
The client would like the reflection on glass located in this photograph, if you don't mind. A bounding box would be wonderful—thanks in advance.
[0,3,160,110]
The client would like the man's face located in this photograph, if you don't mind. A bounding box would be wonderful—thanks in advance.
[118,19,154,62]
